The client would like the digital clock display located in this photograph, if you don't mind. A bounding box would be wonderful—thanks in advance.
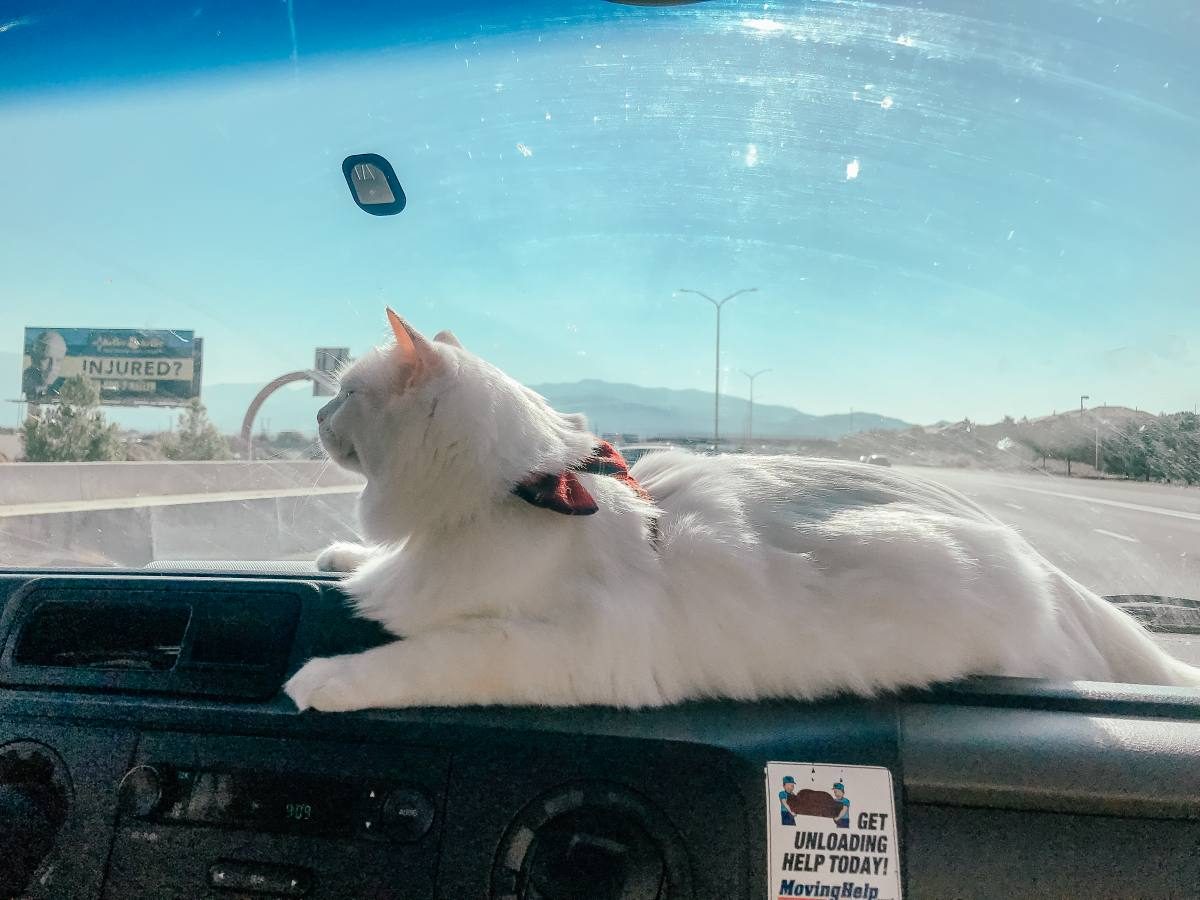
[285,802,313,822]
[160,770,364,836]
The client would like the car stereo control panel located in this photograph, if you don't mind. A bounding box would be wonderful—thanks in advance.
[104,733,448,899]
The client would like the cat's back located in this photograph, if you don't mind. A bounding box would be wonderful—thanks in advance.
[631,451,993,526]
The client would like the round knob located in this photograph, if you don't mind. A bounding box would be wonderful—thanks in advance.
[523,807,664,900]
[493,783,689,900]
[0,742,71,897]
[118,765,164,818]
[380,787,435,842]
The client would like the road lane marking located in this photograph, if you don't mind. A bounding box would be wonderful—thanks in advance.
[999,484,1200,523]
[1093,528,1140,544]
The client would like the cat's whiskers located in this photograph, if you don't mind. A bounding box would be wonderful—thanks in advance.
[285,452,343,536]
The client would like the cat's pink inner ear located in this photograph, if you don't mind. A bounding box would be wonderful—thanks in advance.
[386,307,416,357]
[385,308,440,384]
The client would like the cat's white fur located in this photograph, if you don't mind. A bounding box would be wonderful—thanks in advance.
[285,313,1200,711]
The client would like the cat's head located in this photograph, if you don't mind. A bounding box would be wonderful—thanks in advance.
[317,308,595,540]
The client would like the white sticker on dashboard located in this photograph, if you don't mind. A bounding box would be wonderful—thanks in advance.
[765,761,902,900]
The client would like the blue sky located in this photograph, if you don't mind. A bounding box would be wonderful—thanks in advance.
[2,0,1198,429]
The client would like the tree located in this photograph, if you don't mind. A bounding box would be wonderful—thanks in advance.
[1100,416,1200,485]
[271,430,309,451]
[157,399,232,461]
[21,376,123,462]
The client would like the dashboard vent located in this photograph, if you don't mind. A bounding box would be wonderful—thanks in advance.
[15,601,189,671]
[0,580,305,700]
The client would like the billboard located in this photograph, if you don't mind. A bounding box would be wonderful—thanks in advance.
[21,327,201,406]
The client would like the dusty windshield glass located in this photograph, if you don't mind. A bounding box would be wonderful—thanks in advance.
[1,1,1197,627]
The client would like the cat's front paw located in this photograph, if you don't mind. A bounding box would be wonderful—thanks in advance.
[315,541,371,573]
[284,655,371,712]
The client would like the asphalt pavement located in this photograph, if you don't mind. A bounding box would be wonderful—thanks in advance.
[905,466,1200,665]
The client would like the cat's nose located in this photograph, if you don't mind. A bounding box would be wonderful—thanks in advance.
[316,406,327,425]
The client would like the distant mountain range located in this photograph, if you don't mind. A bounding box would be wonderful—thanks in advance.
[533,380,911,440]
[178,377,906,440]
[0,353,911,439]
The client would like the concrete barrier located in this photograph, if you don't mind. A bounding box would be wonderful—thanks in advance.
[0,490,360,568]
[0,460,362,505]
[0,460,364,567]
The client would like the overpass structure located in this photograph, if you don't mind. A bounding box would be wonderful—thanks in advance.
[240,370,339,458]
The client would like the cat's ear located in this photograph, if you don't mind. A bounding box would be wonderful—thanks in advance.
[385,307,440,381]
[433,330,463,349]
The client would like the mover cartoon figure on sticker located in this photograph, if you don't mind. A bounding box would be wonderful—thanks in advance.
[832,781,851,829]
[779,776,798,825]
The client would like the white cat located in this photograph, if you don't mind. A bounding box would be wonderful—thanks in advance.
[284,309,1200,711]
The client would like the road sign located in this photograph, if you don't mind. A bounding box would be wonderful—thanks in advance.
[313,347,350,396]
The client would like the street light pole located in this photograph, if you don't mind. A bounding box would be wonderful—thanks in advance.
[741,368,771,446]
[679,287,757,450]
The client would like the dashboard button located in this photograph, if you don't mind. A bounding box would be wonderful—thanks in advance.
[208,860,311,896]
[361,784,384,811]
[380,786,435,842]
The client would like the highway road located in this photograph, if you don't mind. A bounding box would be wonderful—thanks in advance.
[906,466,1200,666]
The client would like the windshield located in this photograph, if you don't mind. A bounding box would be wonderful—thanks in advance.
[2,2,1198,628]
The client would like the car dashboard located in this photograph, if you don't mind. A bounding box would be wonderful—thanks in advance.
[0,571,1197,899]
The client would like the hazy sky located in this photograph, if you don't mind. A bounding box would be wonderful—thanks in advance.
[2,0,1198,427]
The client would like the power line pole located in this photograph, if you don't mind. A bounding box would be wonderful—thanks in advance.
[679,287,757,450]
[741,368,771,446]
[1080,394,1089,417]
